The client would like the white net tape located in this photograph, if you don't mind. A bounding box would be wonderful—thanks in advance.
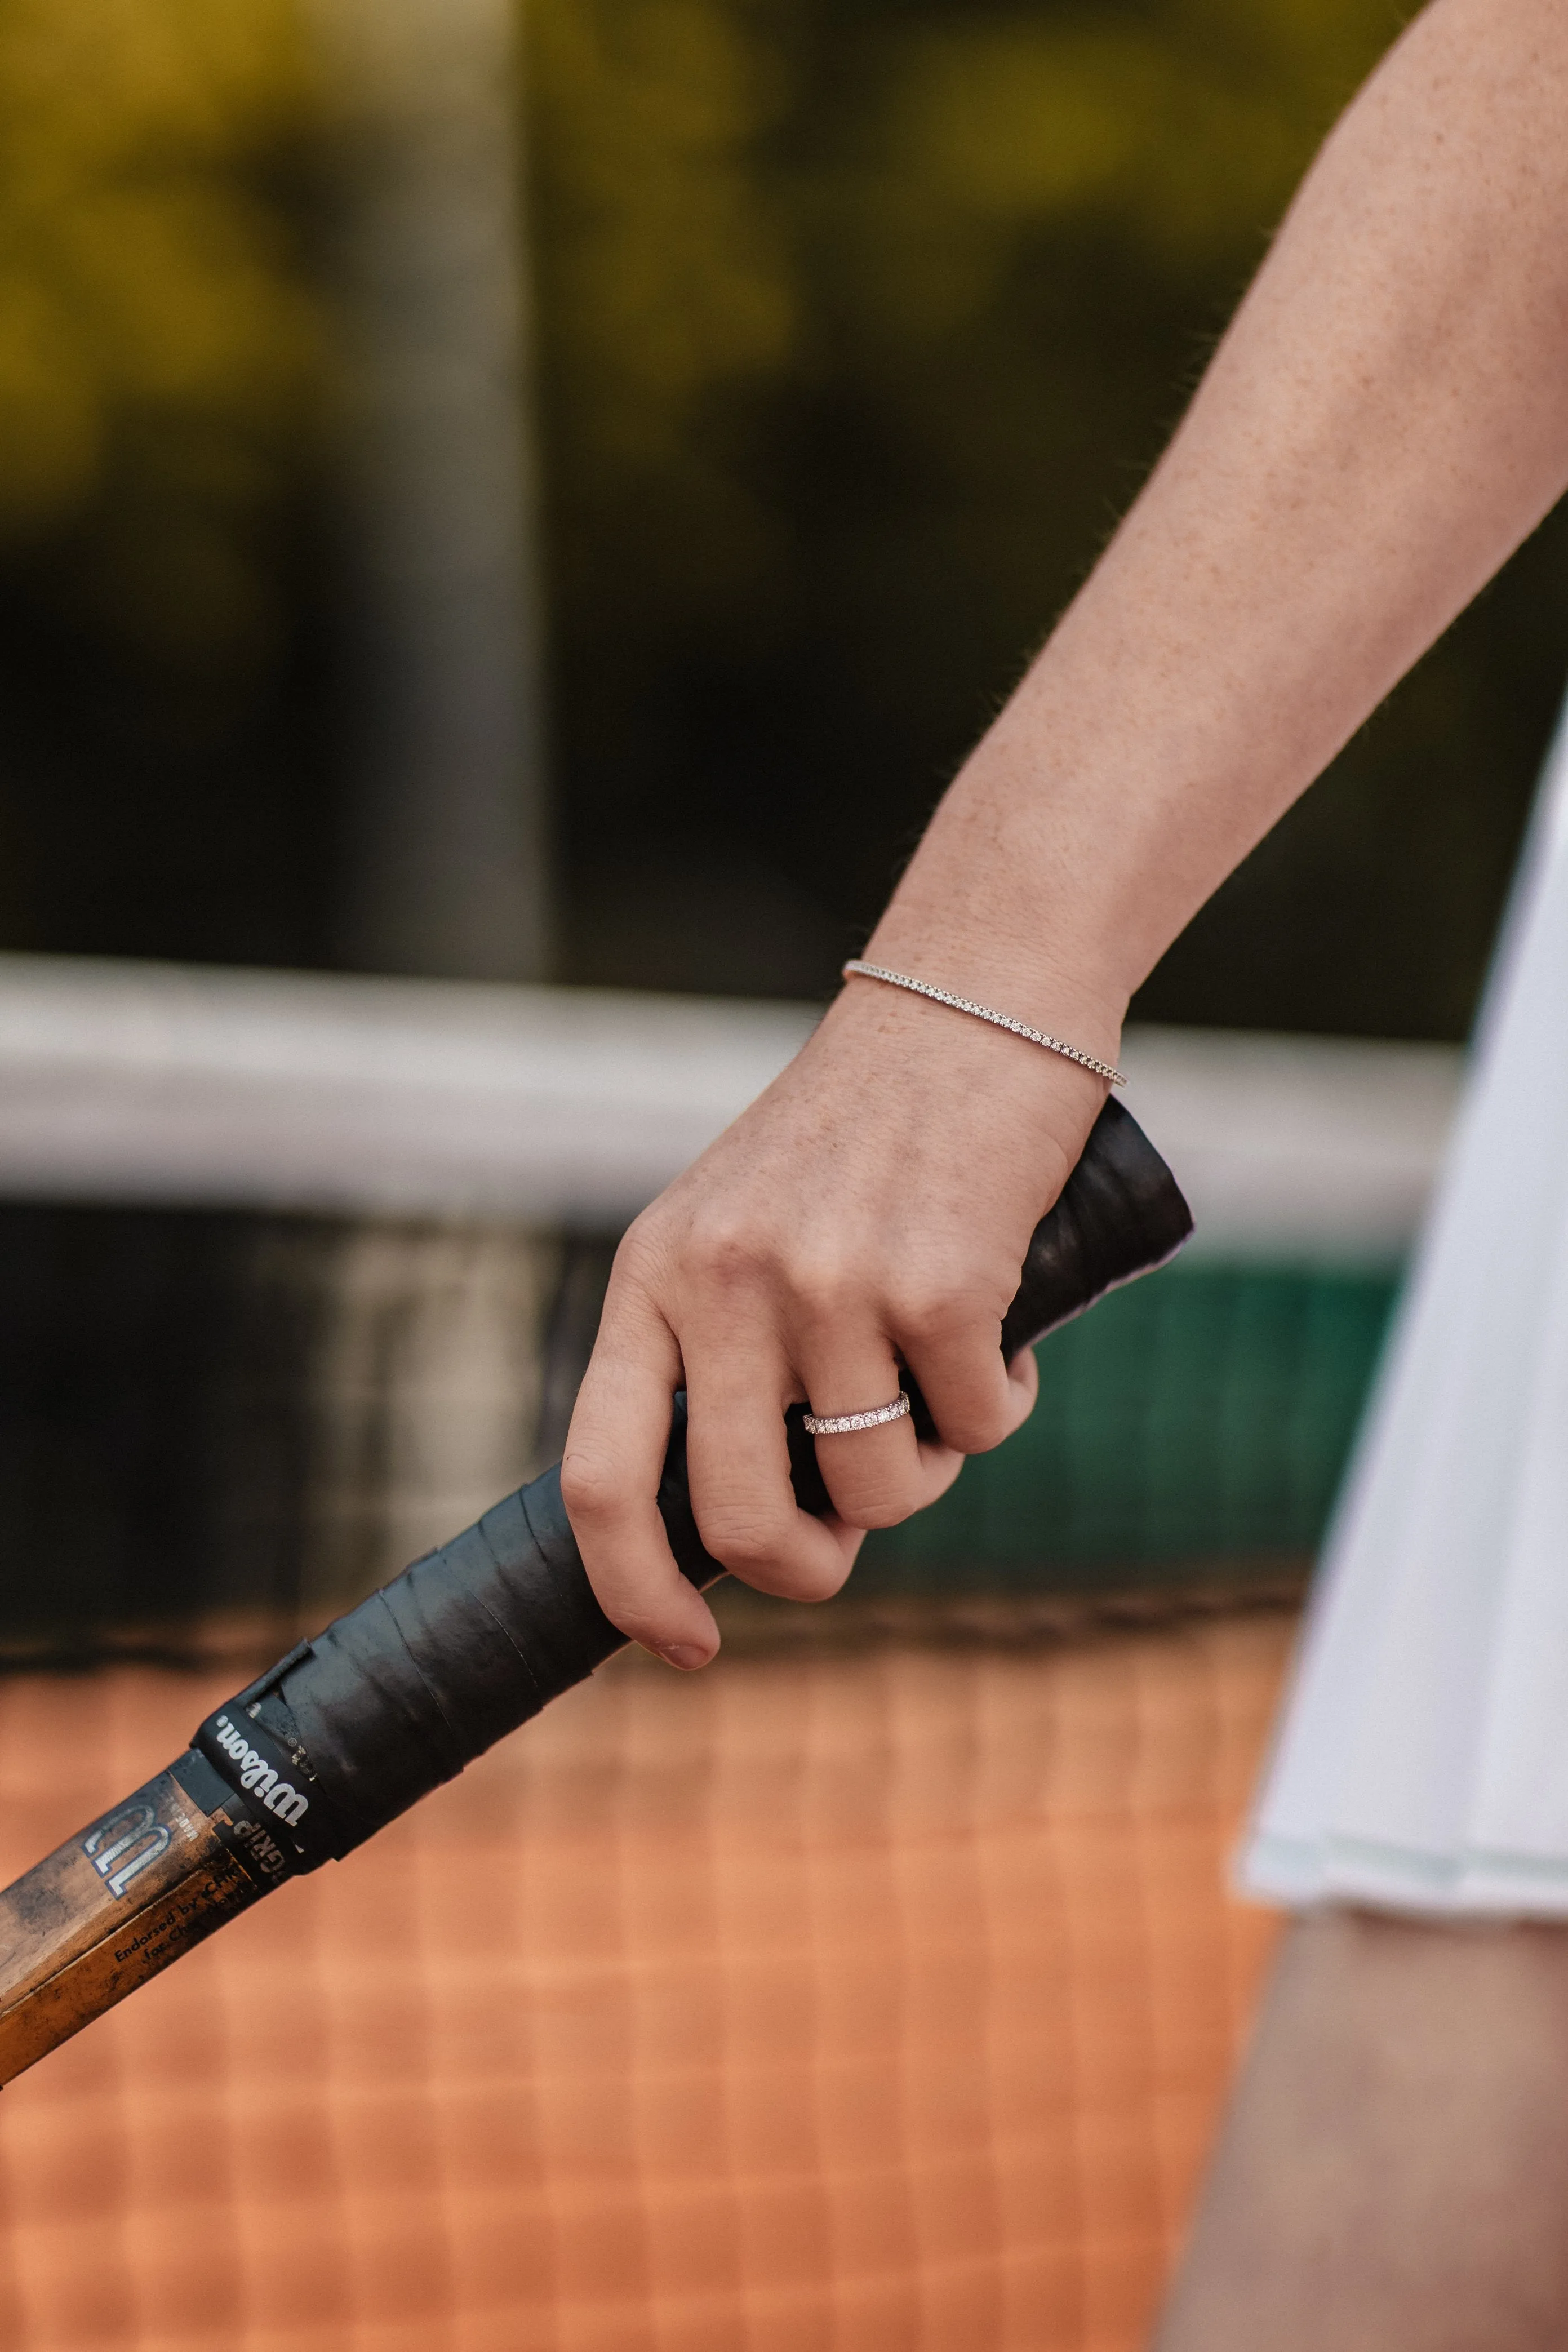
[0,953,1459,1250]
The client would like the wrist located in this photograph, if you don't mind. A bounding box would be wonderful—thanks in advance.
[841,959,1126,1089]
[858,898,1129,1082]
[868,744,1150,1055]
[805,957,1111,1221]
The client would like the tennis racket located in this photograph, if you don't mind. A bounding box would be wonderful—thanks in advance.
[0,1097,1191,2086]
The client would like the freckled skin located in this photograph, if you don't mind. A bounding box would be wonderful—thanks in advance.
[565,0,1568,1668]
[565,12,1568,2327]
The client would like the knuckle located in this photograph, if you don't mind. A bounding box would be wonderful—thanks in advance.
[767,1552,854,1605]
[890,1280,975,1344]
[935,1400,1012,1456]
[788,1249,862,1325]
[608,1210,668,1292]
[702,1210,769,1271]
[691,1216,776,1299]
[699,1505,792,1576]
[890,1251,1015,1337]
[559,1447,623,1525]
[834,1481,920,1532]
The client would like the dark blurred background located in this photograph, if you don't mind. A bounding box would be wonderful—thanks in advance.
[1,0,1562,1033]
[0,17,1553,2323]
[0,0,1563,1646]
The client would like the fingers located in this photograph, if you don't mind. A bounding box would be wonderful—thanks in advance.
[567,1275,1037,1657]
[563,1254,864,1658]
[896,1302,1039,1459]
[791,1326,965,1530]
[562,1284,722,1670]
[563,1176,1046,1661]
[682,1346,863,1602]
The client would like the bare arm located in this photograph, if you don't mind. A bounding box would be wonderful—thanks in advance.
[563,0,1568,1665]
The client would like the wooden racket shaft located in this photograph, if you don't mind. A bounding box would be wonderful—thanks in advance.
[0,1098,1192,2088]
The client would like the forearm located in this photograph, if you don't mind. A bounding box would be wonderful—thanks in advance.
[567,0,1568,1662]
[873,0,1568,1043]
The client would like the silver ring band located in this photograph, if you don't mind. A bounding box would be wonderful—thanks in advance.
[802,1391,912,1437]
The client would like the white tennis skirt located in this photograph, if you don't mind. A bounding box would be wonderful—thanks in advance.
[1242,698,1568,1917]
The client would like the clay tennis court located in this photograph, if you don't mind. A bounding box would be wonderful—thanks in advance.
[0,1600,1290,2351]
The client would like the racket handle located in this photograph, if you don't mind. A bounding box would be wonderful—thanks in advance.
[0,1751,281,2087]
[0,1094,1190,2085]
[191,1095,1191,1869]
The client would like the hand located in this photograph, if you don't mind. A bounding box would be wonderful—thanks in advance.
[560,968,1117,1666]
[561,0,1568,1672]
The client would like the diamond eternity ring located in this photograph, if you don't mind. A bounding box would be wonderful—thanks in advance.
[801,1391,912,1437]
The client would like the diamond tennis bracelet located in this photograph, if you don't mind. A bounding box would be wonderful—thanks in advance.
[841,961,1125,1087]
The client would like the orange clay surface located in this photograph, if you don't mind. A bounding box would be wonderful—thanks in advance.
[0,1610,1291,2352]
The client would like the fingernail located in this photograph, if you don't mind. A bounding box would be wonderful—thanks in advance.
[657,1642,709,1671]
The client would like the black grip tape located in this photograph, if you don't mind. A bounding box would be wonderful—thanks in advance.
[192,1097,1191,1873]
[193,1400,725,1871]
[1001,1094,1193,1355]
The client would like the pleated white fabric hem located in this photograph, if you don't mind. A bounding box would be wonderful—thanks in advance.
[1241,694,1568,1919]
[1246,1829,1568,1918]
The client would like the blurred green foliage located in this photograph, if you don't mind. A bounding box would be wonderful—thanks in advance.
[531,0,1568,1030]
[0,0,331,964]
[0,0,322,658]
[0,0,1562,1033]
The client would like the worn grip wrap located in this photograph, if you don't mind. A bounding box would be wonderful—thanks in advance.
[194,1095,1192,1874]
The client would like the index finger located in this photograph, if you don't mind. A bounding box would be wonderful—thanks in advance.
[561,1295,722,1669]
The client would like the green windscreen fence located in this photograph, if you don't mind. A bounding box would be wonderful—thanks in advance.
[860,1258,1402,1592]
[0,1207,1404,1644]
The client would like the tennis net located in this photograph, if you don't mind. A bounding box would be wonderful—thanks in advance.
[0,1594,1291,2352]
[0,956,1459,1648]
[0,961,1455,2345]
